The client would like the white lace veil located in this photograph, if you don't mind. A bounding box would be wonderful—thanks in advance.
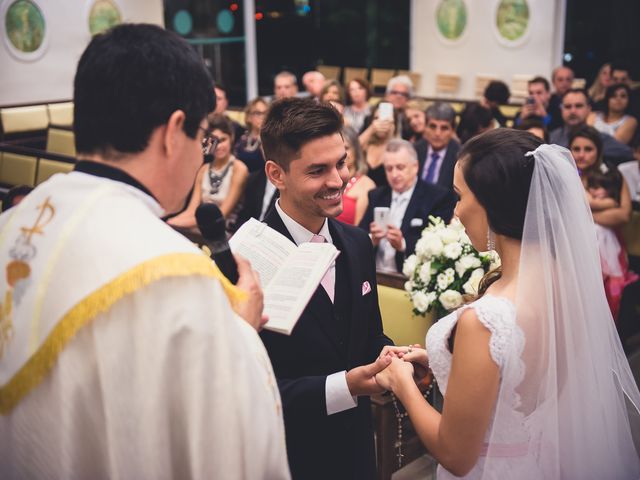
[481,144,640,478]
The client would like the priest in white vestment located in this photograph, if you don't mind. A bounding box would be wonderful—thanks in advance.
[0,24,290,480]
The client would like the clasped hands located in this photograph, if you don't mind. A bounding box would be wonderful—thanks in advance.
[345,345,430,397]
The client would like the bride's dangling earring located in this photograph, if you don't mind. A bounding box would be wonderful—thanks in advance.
[486,227,495,251]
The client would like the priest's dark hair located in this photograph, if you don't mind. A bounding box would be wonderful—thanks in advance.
[260,98,343,170]
[73,23,215,160]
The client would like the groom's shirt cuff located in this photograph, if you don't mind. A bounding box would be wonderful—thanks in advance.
[326,371,358,415]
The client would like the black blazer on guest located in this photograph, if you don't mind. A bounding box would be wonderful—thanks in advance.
[414,138,460,191]
[359,179,456,272]
[233,168,278,230]
[260,208,393,480]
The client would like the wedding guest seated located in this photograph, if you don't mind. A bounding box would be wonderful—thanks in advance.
[588,62,612,105]
[360,101,399,188]
[548,65,575,125]
[569,125,636,319]
[481,80,510,127]
[343,78,372,133]
[302,70,325,101]
[457,102,495,144]
[550,88,633,164]
[588,83,638,145]
[619,135,640,203]
[320,79,345,105]
[515,117,549,142]
[405,99,428,143]
[413,102,460,191]
[235,97,268,173]
[514,76,562,131]
[214,84,246,140]
[273,70,299,100]
[610,62,640,120]
[335,126,376,226]
[168,114,248,233]
[360,75,414,141]
[359,139,456,273]
[1,184,33,212]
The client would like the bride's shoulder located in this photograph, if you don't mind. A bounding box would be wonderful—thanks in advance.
[455,295,521,368]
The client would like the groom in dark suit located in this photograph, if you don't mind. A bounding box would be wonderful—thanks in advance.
[260,98,395,479]
[359,139,456,273]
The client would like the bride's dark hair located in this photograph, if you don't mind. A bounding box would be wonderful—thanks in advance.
[458,129,543,294]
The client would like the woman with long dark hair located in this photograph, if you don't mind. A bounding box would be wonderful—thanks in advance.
[376,129,640,478]
[588,83,638,145]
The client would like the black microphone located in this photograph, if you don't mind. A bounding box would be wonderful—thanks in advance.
[195,203,239,284]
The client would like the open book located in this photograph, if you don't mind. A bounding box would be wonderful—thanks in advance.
[229,218,339,335]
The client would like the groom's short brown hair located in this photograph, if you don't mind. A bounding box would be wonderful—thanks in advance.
[260,98,343,171]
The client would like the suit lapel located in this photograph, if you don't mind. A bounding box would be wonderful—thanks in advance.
[329,219,365,364]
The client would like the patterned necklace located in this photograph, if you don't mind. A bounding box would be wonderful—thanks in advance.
[207,159,233,195]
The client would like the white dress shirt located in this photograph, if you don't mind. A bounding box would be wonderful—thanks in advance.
[274,201,357,415]
[375,182,416,272]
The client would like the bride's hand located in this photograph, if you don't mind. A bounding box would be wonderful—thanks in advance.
[375,357,414,392]
[402,347,430,385]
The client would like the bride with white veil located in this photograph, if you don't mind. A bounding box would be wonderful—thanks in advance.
[376,128,640,479]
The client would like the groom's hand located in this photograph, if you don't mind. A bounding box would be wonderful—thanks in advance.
[346,355,392,396]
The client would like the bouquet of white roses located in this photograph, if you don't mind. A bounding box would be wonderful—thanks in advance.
[403,216,499,319]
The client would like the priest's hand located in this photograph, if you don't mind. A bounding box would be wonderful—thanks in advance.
[345,355,392,396]
[233,255,268,331]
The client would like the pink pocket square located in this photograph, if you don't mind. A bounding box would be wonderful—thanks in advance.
[362,281,372,296]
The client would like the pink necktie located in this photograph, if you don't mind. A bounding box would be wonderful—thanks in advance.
[310,234,335,303]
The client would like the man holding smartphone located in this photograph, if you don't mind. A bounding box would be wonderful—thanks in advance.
[515,76,562,131]
[360,139,456,273]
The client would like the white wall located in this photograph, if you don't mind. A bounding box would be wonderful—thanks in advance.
[410,0,566,100]
[0,0,164,106]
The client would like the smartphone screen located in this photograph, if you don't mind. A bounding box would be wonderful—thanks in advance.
[377,102,393,121]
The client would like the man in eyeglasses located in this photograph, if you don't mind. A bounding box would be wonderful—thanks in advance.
[360,75,415,143]
[550,88,633,164]
[0,24,290,479]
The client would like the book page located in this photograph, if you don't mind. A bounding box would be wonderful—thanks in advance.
[229,218,296,287]
[263,242,339,334]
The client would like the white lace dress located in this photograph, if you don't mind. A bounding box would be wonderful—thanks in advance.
[426,295,542,479]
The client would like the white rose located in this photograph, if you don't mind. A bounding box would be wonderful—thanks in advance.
[436,271,454,290]
[438,227,459,244]
[463,274,482,295]
[424,237,444,257]
[414,237,431,260]
[455,255,482,277]
[489,251,502,270]
[404,280,413,293]
[418,262,432,283]
[459,231,471,245]
[471,267,485,279]
[443,242,463,260]
[402,254,418,277]
[412,291,431,313]
[439,290,463,310]
[448,217,465,232]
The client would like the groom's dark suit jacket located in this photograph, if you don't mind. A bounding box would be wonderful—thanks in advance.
[260,208,394,480]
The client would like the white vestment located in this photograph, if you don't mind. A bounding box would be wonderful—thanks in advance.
[0,171,290,479]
